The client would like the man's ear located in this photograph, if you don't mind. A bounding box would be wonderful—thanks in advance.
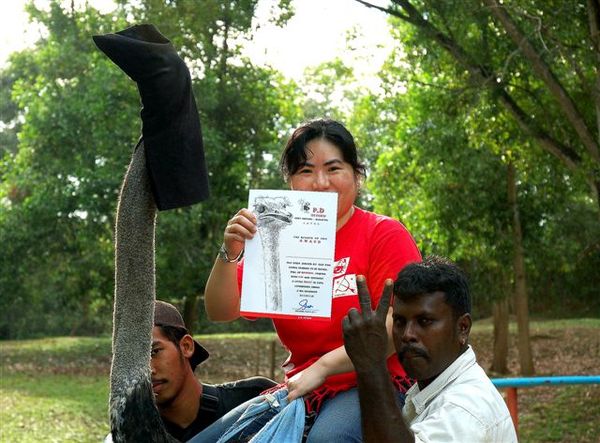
[179,335,195,359]
[457,313,472,346]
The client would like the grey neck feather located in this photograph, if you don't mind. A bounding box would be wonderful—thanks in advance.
[109,142,174,442]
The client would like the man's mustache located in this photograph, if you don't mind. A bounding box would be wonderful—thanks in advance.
[397,345,429,361]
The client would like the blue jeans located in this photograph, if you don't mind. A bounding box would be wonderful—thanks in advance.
[189,387,406,442]
[189,393,281,443]
[305,388,405,443]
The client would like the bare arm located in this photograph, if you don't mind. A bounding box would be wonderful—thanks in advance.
[204,209,257,322]
[286,281,396,402]
[354,361,413,443]
[343,276,414,443]
[204,257,242,321]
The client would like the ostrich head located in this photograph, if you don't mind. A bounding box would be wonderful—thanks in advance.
[254,196,293,229]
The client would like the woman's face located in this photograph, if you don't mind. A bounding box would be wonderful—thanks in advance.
[288,138,359,228]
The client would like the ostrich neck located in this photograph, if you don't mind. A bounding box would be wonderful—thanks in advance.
[109,143,178,443]
[111,142,157,406]
[260,229,282,275]
[259,225,285,311]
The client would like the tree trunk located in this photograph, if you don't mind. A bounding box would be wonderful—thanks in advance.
[70,296,90,336]
[491,296,510,374]
[182,293,199,333]
[587,0,600,144]
[507,162,535,375]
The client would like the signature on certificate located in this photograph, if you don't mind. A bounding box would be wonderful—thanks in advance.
[297,299,315,312]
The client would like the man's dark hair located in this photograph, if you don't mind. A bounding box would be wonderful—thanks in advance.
[157,324,200,371]
[279,118,366,180]
[393,256,471,318]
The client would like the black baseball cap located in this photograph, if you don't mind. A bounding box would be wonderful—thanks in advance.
[154,300,209,367]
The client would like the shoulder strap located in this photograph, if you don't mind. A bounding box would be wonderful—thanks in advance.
[200,384,220,414]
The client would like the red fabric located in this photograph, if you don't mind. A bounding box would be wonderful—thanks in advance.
[238,207,421,411]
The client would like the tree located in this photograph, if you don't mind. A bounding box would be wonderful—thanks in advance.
[0,0,300,338]
[355,0,600,212]
[354,0,600,374]
[0,2,136,337]
[350,17,598,376]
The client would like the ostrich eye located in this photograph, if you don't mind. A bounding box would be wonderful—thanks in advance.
[255,204,266,213]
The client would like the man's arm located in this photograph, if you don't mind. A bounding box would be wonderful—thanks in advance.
[343,276,414,443]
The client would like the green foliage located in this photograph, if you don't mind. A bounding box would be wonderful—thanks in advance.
[356,0,600,316]
[364,81,512,313]
[299,58,363,120]
[0,0,301,338]
[0,3,135,338]
[2,0,599,339]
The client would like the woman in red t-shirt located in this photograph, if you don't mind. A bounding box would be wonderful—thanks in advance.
[201,119,421,442]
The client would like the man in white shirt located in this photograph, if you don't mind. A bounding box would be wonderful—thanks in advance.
[343,256,517,442]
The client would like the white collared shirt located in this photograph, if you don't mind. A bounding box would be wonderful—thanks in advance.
[402,346,518,443]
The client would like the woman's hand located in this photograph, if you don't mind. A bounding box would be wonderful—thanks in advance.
[223,208,257,258]
[204,208,256,321]
[286,361,328,402]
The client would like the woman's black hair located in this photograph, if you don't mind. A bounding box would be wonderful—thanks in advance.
[279,119,366,180]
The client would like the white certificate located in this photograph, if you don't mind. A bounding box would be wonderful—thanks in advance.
[240,189,337,320]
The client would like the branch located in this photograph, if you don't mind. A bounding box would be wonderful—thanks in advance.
[376,0,584,169]
[545,33,594,98]
[588,0,600,57]
[483,0,600,164]
[390,0,495,80]
[352,0,410,20]
[354,0,600,210]
[497,91,581,170]
[587,0,600,143]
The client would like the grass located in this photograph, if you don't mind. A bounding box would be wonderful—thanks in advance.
[1,320,598,442]
[0,338,112,442]
[1,373,109,443]
[1,336,111,370]
[518,385,600,442]
[470,317,600,333]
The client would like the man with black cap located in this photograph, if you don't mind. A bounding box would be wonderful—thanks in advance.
[152,301,276,441]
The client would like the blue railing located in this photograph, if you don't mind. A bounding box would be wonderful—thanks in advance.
[490,375,600,435]
[492,375,600,388]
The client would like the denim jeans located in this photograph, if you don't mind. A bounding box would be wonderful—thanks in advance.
[305,388,406,443]
[188,391,283,443]
[188,387,406,443]
[249,392,305,443]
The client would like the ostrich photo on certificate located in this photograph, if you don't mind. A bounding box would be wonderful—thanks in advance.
[240,189,337,320]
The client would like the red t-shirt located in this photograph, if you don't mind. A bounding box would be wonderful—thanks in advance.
[238,207,421,405]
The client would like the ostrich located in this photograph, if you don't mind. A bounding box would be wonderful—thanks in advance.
[253,196,293,311]
[93,24,209,442]
[110,140,169,442]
